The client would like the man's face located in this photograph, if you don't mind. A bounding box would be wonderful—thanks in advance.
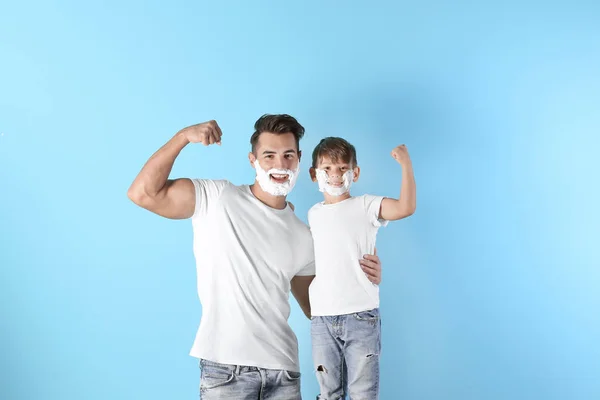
[249,132,301,185]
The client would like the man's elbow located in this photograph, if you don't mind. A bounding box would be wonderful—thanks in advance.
[304,307,312,320]
[127,184,152,208]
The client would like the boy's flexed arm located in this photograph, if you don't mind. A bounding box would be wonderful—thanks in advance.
[380,145,417,221]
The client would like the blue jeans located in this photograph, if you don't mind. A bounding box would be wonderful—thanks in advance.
[311,308,381,400]
[199,359,302,399]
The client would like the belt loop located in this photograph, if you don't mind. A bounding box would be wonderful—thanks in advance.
[235,365,241,375]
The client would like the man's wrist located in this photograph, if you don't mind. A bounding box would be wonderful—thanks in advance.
[175,129,190,145]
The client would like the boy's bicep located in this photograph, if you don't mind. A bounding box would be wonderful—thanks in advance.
[364,195,389,227]
[379,197,398,221]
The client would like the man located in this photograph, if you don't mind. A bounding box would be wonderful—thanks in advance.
[127,114,383,399]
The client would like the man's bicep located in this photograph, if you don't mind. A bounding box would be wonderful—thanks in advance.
[291,275,314,318]
[291,275,315,292]
[146,178,196,220]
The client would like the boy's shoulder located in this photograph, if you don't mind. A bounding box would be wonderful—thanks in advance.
[308,201,324,215]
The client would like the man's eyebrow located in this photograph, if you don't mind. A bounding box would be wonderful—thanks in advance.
[261,149,297,155]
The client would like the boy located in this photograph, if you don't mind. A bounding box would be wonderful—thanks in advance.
[307,137,416,399]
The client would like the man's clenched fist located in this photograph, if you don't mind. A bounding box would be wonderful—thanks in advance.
[182,120,223,146]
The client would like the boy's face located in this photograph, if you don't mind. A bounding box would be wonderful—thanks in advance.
[309,155,360,187]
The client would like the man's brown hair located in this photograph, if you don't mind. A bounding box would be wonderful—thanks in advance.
[311,137,357,168]
[250,114,305,153]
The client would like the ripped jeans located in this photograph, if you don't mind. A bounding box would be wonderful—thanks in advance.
[311,308,381,400]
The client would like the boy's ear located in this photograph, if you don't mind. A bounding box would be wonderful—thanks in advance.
[353,166,361,182]
[309,167,317,182]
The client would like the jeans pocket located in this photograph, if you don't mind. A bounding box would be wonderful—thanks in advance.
[200,360,235,390]
[284,370,301,381]
[353,308,380,321]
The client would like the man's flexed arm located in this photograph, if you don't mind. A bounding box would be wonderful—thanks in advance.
[127,120,223,219]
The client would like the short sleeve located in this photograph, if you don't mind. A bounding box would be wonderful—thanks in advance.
[364,195,389,228]
[190,179,229,219]
[296,260,316,276]
[295,221,316,276]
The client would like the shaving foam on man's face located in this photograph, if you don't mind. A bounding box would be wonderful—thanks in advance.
[254,159,299,197]
[316,168,354,196]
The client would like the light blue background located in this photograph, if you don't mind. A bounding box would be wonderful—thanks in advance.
[1,1,599,399]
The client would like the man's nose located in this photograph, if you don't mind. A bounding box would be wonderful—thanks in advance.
[278,158,296,171]
[273,157,287,170]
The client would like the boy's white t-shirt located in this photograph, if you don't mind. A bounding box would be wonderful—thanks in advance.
[189,179,315,372]
[308,195,388,316]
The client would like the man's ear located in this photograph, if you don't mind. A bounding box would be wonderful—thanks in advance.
[249,152,257,167]
[353,166,361,182]
[309,167,317,182]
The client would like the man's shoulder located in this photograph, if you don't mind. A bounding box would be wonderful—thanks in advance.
[190,179,248,196]
[189,178,234,186]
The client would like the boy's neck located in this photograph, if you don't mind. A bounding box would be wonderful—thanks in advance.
[323,192,352,205]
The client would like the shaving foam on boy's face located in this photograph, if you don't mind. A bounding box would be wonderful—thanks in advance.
[316,168,354,196]
[254,159,299,197]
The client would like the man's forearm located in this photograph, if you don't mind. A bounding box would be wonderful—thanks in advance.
[128,131,190,199]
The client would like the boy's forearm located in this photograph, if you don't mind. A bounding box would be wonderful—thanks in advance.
[398,161,416,215]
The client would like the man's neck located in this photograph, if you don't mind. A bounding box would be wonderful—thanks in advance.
[250,182,288,210]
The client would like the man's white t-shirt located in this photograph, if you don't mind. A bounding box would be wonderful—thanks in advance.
[189,179,315,372]
[308,195,388,317]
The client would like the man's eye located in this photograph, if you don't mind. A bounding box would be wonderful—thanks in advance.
[265,155,273,159]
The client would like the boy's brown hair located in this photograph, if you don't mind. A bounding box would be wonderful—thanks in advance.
[311,137,357,168]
